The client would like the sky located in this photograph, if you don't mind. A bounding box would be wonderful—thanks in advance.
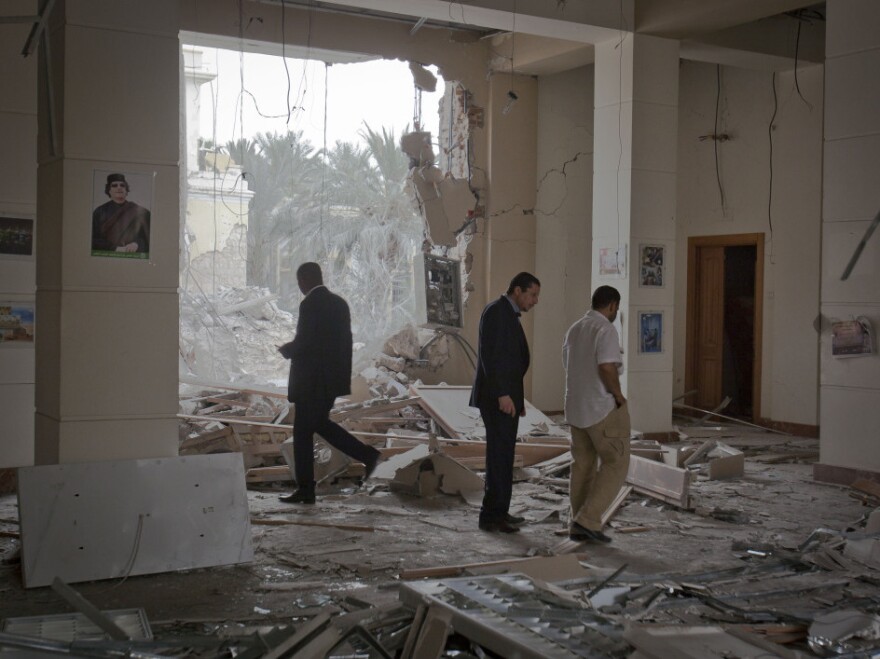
[192,47,443,153]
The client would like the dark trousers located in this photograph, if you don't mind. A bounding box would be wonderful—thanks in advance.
[479,404,519,523]
[293,395,381,485]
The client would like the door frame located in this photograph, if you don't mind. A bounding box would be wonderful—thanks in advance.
[685,233,764,422]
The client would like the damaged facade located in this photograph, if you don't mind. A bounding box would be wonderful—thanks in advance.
[1,0,879,657]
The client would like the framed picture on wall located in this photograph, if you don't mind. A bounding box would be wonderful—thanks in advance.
[831,318,873,357]
[638,311,663,354]
[0,302,34,347]
[0,217,34,260]
[598,244,627,277]
[639,244,664,287]
[90,169,154,260]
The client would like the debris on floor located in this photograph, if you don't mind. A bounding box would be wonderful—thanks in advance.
[3,413,879,657]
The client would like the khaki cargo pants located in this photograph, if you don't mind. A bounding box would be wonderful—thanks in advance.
[570,402,631,531]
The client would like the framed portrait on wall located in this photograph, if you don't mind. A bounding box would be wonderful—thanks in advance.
[91,169,154,260]
[638,311,663,354]
[639,244,664,287]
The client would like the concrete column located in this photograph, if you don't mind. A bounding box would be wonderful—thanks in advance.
[592,34,679,433]
[817,0,880,478]
[484,72,539,395]
[35,0,180,463]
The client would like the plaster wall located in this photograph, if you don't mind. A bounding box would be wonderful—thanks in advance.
[819,0,880,471]
[532,66,594,412]
[0,1,38,468]
[673,60,823,426]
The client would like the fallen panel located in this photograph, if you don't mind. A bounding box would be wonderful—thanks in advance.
[626,455,690,508]
[18,454,253,588]
[624,624,801,659]
[707,442,744,480]
[400,574,630,659]
[1,609,152,642]
[411,385,569,441]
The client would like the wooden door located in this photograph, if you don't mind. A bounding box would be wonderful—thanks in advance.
[693,246,725,409]
[686,233,764,421]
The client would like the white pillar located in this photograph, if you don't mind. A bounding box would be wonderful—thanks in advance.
[592,33,679,433]
[35,0,180,463]
[817,0,880,478]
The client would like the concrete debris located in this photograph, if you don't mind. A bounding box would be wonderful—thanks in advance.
[808,610,880,656]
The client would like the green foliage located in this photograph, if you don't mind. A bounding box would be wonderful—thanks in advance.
[239,124,424,349]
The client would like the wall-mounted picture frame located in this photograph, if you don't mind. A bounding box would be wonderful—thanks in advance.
[598,244,627,278]
[91,169,154,260]
[0,302,35,347]
[639,243,664,288]
[638,311,663,354]
[0,216,35,260]
[831,318,873,357]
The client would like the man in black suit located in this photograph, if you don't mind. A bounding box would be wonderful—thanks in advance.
[470,272,541,533]
[278,262,381,504]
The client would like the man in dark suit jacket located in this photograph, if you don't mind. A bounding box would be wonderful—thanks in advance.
[277,262,381,504]
[470,272,541,532]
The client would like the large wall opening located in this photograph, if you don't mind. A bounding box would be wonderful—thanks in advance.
[179,37,445,387]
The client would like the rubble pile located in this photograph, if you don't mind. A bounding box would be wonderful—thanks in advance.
[179,286,295,386]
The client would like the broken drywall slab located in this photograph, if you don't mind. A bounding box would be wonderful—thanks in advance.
[683,440,744,480]
[390,454,484,498]
[370,444,431,481]
[808,610,880,656]
[411,384,569,441]
[17,454,253,588]
[707,442,744,480]
[624,624,802,659]
[279,437,352,485]
[626,455,691,508]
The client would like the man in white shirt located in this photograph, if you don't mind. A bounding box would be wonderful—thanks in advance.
[562,286,631,543]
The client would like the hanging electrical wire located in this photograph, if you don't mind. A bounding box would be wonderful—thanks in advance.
[714,64,726,214]
[768,72,778,245]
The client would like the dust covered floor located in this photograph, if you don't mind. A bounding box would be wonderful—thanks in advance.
[0,430,876,656]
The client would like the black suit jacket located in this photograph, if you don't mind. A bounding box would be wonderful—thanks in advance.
[469,295,530,413]
[279,286,353,404]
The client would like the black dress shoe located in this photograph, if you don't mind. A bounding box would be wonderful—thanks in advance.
[479,519,521,534]
[505,513,526,525]
[279,485,315,504]
[569,522,611,543]
[363,455,383,481]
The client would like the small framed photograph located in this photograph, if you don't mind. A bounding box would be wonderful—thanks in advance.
[639,244,664,288]
[831,319,873,357]
[598,244,627,278]
[0,217,35,260]
[638,311,663,354]
[0,302,35,347]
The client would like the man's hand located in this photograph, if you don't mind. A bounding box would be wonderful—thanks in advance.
[614,394,627,408]
[498,395,517,417]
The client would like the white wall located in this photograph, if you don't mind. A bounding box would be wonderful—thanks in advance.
[820,0,880,472]
[532,65,594,412]
[674,60,824,427]
[0,2,38,468]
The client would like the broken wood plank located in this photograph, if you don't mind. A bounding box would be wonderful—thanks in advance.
[626,455,690,508]
[601,485,633,526]
[246,466,292,483]
[251,517,377,533]
[399,553,588,581]
[178,413,293,430]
